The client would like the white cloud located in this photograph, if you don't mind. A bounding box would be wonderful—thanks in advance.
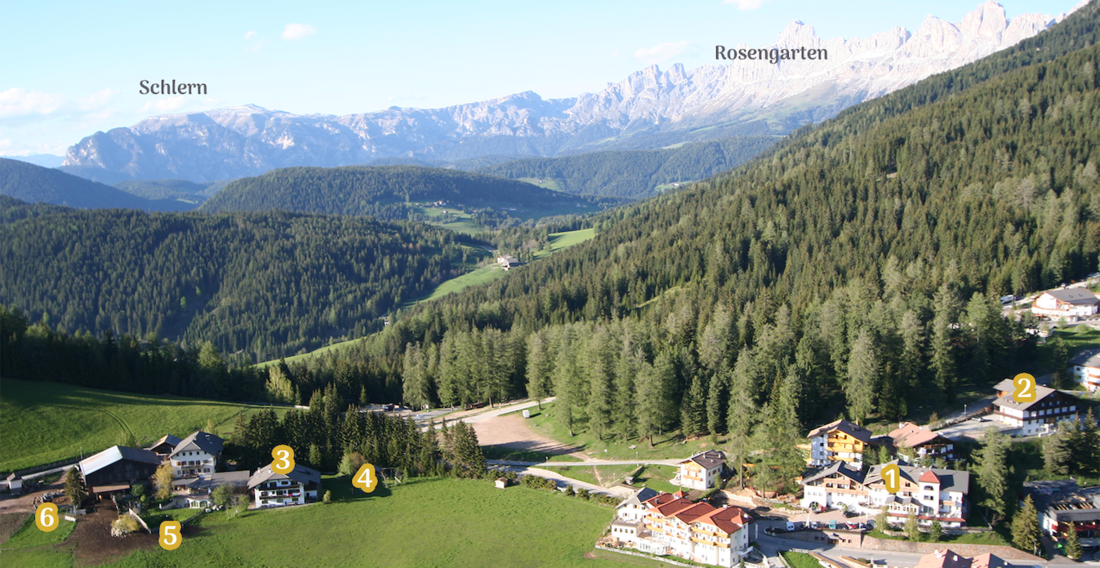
[281,23,317,41]
[140,96,189,114]
[723,0,770,10]
[0,88,65,118]
[634,41,693,64]
[245,30,256,39]
[78,89,116,110]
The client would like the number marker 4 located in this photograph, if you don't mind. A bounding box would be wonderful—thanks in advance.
[353,463,378,494]
[35,502,59,532]
[271,445,296,474]
[1012,373,1036,403]
[881,463,901,494]
[160,520,182,550]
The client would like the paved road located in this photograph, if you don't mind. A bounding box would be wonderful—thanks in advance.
[489,459,682,467]
[496,465,635,499]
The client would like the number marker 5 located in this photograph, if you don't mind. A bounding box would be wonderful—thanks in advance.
[160,520,182,550]
[353,463,378,494]
[1012,373,1036,403]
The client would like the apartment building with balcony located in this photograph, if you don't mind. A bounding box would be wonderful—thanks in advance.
[991,385,1081,436]
[807,419,886,468]
[169,430,224,477]
[609,490,751,567]
[247,462,322,507]
[673,450,726,491]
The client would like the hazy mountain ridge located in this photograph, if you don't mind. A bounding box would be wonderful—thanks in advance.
[62,1,1080,182]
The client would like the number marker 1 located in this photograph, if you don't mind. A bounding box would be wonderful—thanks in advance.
[35,502,58,532]
[160,520,182,550]
[1012,373,1036,403]
[353,463,378,493]
[881,463,901,494]
[271,445,295,474]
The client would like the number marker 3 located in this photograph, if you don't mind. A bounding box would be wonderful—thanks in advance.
[881,463,901,494]
[271,445,295,474]
[160,520,182,550]
[353,463,378,493]
[1012,373,1036,403]
[36,502,59,532]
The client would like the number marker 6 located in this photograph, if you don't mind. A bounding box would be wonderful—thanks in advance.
[35,502,59,532]
[160,520,182,550]
[1012,373,1036,403]
[271,445,295,474]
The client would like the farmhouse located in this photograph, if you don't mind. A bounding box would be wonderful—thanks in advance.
[248,463,322,507]
[169,430,224,477]
[673,450,725,490]
[888,422,955,462]
[991,386,1080,436]
[79,445,161,496]
[1069,348,1100,392]
[863,461,969,527]
[497,255,521,270]
[173,470,250,508]
[146,434,182,457]
[807,418,885,468]
[1022,480,1100,549]
[1031,288,1100,318]
[610,490,752,567]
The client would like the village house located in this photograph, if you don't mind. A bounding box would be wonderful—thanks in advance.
[146,434,182,457]
[248,463,322,508]
[172,470,251,508]
[673,450,725,491]
[1022,480,1100,550]
[863,461,969,527]
[497,255,521,270]
[169,431,224,478]
[800,461,969,527]
[914,549,1006,568]
[1069,348,1100,392]
[610,490,752,567]
[1031,288,1100,318]
[888,422,956,463]
[807,419,886,468]
[991,385,1080,436]
[79,445,162,498]
[614,487,657,523]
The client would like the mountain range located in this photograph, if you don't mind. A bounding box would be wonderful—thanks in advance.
[59,1,1081,183]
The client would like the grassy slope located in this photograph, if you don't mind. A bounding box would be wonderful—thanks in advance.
[264,228,597,368]
[0,378,285,472]
[0,515,77,551]
[6,477,627,567]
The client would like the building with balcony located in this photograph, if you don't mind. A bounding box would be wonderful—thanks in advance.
[172,470,250,508]
[807,419,885,468]
[1022,480,1100,550]
[673,450,726,491]
[888,422,955,463]
[169,431,224,478]
[800,461,866,511]
[992,386,1080,437]
[1070,348,1100,392]
[610,491,751,567]
[1031,288,1099,318]
[248,463,322,508]
[862,462,969,527]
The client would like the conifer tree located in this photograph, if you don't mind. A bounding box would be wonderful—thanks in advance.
[846,329,878,425]
[1064,521,1083,561]
[930,520,943,542]
[905,512,920,541]
[64,467,86,507]
[975,428,1014,524]
[1011,495,1041,555]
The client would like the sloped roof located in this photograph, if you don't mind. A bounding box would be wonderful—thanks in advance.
[919,470,941,483]
[864,461,969,494]
[1042,288,1099,305]
[247,463,322,490]
[914,549,1005,568]
[617,487,658,510]
[993,386,1077,411]
[890,423,948,449]
[147,434,181,451]
[170,431,224,458]
[696,506,749,535]
[182,471,250,493]
[652,497,696,518]
[644,492,679,508]
[683,450,725,470]
[807,419,874,444]
[79,446,160,476]
[801,461,865,485]
[672,502,716,524]
[1069,348,1100,368]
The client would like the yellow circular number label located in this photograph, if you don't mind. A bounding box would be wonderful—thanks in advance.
[159,520,182,550]
[271,445,295,474]
[1012,373,1036,403]
[881,463,901,494]
[353,463,378,493]
[35,502,59,532]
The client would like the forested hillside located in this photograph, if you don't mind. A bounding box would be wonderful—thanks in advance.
[0,201,477,361]
[474,136,779,199]
[0,158,194,211]
[200,165,623,223]
[235,2,1100,488]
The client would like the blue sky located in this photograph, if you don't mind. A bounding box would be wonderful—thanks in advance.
[0,0,1079,157]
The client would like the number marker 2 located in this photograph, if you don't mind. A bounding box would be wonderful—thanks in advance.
[353,463,378,493]
[160,520,182,550]
[35,502,59,532]
[271,445,295,474]
[1012,373,1036,403]
[881,463,901,494]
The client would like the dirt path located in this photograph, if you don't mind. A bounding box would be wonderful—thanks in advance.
[470,413,585,458]
[70,505,158,567]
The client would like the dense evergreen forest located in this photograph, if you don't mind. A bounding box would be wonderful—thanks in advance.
[0,201,478,361]
[474,136,779,199]
[246,2,1100,488]
[0,158,192,211]
[200,165,625,223]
